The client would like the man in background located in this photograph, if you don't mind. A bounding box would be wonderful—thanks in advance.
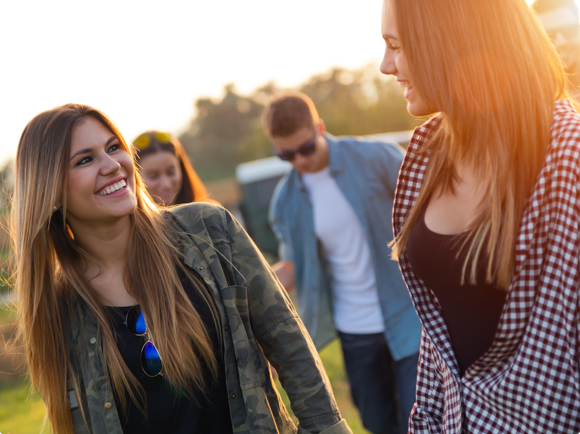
[534,0,580,98]
[266,92,421,434]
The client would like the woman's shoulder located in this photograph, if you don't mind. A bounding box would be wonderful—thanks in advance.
[166,201,229,233]
[547,100,580,169]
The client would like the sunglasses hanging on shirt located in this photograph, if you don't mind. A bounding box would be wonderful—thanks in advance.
[125,305,164,377]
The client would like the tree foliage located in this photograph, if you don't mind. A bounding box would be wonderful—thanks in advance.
[179,64,422,181]
[0,161,13,211]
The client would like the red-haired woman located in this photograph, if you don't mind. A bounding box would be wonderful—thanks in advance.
[133,130,210,205]
[381,0,580,432]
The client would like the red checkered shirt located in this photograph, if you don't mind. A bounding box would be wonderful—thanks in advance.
[393,100,580,434]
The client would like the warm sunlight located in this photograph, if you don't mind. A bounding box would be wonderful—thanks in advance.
[0,0,385,167]
[0,0,578,167]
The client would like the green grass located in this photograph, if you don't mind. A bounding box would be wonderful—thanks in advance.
[0,248,10,294]
[0,384,45,434]
[275,339,370,434]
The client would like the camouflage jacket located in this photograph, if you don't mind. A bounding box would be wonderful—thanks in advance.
[65,202,352,434]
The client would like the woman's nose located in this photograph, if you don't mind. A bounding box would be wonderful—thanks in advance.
[101,154,121,176]
[159,175,172,190]
[380,50,396,76]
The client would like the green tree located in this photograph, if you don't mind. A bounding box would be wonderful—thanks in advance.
[179,65,421,182]
[179,84,267,180]
[0,160,14,212]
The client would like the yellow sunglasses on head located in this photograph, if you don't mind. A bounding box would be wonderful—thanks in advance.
[133,132,172,150]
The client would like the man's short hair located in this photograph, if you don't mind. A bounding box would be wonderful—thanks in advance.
[533,0,579,16]
[262,92,320,138]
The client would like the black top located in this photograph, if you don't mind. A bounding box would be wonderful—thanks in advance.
[406,204,507,377]
[106,266,233,434]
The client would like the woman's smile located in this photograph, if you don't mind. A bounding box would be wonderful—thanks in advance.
[96,177,128,197]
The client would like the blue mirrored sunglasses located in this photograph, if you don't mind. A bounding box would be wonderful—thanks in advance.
[273,133,318,162]
[125,305,163,377]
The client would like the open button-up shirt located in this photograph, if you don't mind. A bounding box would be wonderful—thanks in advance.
[393,100,580,433]
[270,134,421,360]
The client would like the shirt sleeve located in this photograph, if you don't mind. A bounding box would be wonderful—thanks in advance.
[224,207,352,434]
[409,330,444,433]
[372,141,405,196]
[268,186,293,262]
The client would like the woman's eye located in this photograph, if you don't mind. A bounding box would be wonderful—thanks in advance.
[108,143,120,153]
[76,156,92,166]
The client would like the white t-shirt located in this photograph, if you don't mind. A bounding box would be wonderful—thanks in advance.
[301,167,384,334]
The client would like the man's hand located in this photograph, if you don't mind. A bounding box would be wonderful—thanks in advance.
[272,261,296,293]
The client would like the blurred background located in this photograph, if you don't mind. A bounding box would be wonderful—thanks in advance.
[0,0,554,432]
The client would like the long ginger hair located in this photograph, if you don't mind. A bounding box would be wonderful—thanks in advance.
[11,104,218,434]
[389,0,568,289]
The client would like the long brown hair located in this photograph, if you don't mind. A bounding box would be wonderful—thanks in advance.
[133,131,209,205]
[11,104,218,434]
[389,0,568,289]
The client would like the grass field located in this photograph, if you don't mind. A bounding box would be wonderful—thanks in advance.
[0,305,369,434]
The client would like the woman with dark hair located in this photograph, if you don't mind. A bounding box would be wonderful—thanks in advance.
[133,130,209,205]
[11,103,352,434]
[381,0,580,432]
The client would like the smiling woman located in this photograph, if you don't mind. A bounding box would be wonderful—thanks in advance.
[379,0,580,432]
[66,117,137,229]
[10,103,352,434]
[132,130,210,206]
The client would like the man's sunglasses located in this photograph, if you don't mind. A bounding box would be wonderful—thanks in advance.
[273,134,318,162]
[547,25,580,41]
[125,305,163,377]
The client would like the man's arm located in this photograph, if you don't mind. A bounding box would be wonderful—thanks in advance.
[272,261,295,293]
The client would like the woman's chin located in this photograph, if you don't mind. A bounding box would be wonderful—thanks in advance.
[407,101,437,118]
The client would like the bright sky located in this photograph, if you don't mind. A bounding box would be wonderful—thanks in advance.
[0,0,576,168]
[0,0,388,168]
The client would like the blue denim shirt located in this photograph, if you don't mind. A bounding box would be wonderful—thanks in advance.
[269,134,421,361]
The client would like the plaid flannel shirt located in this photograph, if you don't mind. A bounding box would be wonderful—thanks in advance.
[393,100,580,434]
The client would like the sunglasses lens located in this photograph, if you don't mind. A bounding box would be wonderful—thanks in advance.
[299,143,316,156]
[126,307,147,335]
[154,132,171,143]
[134,135,151,149]
[278,153,295,162]
[141,341,163,377]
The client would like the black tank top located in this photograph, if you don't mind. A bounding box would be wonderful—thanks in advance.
[106,266,233,434]
[406,204,507,377]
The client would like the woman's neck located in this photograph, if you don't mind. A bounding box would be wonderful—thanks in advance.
[69,215,132,272]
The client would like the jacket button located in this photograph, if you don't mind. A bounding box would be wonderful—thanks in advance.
[225,325,229,331]
[104,402,112,410]
[90,337,97,344]
[198,267,203,271]
[230,393,236,399]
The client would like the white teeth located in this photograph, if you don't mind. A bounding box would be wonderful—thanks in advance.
[97,179,126,196]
